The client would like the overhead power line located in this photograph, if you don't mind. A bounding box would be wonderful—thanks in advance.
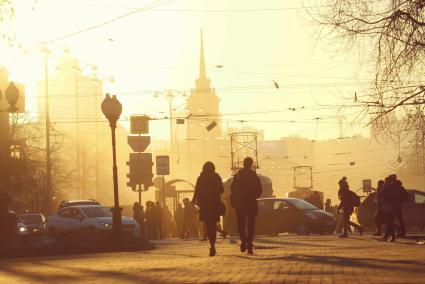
[37,0,176,46]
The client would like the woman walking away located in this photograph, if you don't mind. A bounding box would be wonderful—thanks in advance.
[192,161,224,256]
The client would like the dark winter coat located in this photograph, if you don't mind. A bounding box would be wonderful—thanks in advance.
[193,171,224,223]
[380,180,408,213]
[338,188,358,214]
[230,168,263,215]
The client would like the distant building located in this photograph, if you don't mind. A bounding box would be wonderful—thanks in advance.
[36,50,131,204]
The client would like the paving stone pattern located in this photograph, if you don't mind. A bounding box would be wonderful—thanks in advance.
[1,234,424,283]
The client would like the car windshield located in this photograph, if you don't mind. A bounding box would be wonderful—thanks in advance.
[287,199,318,210]
[82,207,112,218]
[19,215,42,224]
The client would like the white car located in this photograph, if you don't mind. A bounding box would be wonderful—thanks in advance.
[45,205,140,237]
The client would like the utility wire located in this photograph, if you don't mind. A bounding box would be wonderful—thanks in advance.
[36,0,176,46]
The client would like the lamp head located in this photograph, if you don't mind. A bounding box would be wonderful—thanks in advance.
[5,82,19,112]
[101,93,122,127]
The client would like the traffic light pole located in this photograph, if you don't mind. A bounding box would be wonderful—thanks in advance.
[162,175,166,239]
[138,185,142,205]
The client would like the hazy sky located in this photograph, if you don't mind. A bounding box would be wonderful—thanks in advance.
[1,0,374,140]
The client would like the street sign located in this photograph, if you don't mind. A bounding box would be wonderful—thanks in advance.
[362,179,372,193]
[130,115,149,134]
[156,155,170,175]
[206,120,217,131]
[127,136,150,152]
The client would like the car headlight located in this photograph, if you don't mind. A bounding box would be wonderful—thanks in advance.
[99,222,111,228]
[19,226,28,233]
[305,212,318,220]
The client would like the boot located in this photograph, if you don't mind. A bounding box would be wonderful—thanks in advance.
[209,246,216,256]
[240,241,246,252]
[247,243,253,255]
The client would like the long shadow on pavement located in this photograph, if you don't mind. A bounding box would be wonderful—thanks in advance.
[235,254,425,274]
[0,260,175,283]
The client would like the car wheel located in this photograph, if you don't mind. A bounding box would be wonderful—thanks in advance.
[295,224,309,235]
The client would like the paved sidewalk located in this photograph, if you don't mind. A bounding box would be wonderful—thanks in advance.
[1,234,424,283]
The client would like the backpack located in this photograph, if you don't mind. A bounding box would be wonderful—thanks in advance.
[343,189,360,207]
[351,191,361,207]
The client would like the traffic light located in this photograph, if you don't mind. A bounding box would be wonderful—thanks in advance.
[126,153,153,188]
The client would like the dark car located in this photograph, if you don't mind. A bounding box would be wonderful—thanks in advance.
[357,189,425,230]
[18,213,46,234]
[255,198,336,235]
[58,200,100,210]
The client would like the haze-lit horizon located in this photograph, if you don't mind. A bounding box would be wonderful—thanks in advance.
[1,0,374,141]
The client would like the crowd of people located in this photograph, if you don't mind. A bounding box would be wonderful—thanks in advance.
[321,175,408,241]
[132,196,224,242]
[373,174,408,242]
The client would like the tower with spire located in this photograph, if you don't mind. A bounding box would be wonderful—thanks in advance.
[186,30,221,141]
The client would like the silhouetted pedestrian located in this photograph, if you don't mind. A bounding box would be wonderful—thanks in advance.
[164,205,174,238]
[183,198,197,238]
[337,177,363,238]
[154,201,164,240]
[192,161,224,256]
[306,191,323,210]
[175,203,184,238]
[324,199,332,213]
[0,191,17,241]
[373,180,385,236]
[133,202,146,240]
[231,157,263,254]
[145,201,156,240]
[381,175,397,242]
[393,176,408,237]
[381,175,408,241]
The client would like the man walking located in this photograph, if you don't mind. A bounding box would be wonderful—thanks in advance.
[337,177,363,238]
[231,157,262,254]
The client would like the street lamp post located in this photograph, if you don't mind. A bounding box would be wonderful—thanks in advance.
[101,93,122,238]
[0,82,20,186]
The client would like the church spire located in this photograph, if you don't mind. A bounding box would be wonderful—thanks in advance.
[195,29,210,91]
[199,29,207,80]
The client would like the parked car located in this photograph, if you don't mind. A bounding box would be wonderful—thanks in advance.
[45,205,140,237]
[18,213,46,234]
[357,189,425,230]
[58,200,100,210]
[255,198,336,235]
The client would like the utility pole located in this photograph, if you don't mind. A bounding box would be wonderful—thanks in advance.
[42,47,52,203]
[167,91,174,164]
[74,70,82,199]
[0,99,10,189]
[336,107,345,139]
[95,80,100,200]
